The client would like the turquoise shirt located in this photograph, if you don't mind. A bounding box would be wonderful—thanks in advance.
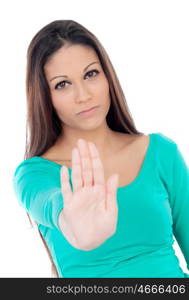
[12,132,189,278]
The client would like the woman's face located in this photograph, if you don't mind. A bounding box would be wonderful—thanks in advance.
[44,44,111,131]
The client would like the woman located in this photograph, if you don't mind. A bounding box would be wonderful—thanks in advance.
[13,19,189,278]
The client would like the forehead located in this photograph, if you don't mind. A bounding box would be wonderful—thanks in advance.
[44,44,99,75]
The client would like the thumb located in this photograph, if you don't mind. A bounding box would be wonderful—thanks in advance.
[60,165,72,206]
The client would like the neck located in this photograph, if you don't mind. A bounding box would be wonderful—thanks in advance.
[55,123,119,162]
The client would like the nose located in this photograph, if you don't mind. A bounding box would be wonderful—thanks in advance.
[74,82,92,103]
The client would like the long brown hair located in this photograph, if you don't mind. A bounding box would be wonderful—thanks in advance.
[24,19,144,277]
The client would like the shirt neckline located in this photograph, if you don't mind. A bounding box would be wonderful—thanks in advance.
[32,133,154,191]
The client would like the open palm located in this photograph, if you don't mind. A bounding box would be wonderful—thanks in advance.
[60,138,119,250]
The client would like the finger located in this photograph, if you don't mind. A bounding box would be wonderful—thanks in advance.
[60,165,73,206]
[106,174,119,210]
[77,139,93,187]
[71,147,83,192]
[87,142,105,187]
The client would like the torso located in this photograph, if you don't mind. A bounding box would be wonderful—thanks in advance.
[40,132,150,188]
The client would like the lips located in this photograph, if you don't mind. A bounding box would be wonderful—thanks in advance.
[78,106,98,114]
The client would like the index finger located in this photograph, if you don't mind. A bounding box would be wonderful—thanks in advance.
[87,142,105,187]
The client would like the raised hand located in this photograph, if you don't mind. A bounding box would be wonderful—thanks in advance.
[59,138,119,251]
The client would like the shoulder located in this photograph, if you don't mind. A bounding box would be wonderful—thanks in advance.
[152,132,177,145]
[119,131,179,162]
[150,132,178,154]
[13,156,57,179]
[117,132,150,153]
[12,157,61,198]
[115,131,146,145]
[147,132,182,173]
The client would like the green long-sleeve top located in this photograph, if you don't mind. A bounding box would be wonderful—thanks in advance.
[12,132,189,278]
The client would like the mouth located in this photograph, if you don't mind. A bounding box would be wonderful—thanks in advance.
[77,106,99,115]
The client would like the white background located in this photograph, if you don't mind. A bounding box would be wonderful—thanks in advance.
[0,0,188,277]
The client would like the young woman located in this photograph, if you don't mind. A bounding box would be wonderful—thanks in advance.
[13,19,189,278]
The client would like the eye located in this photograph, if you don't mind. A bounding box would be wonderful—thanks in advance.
[85,69,100,79]
[54,69,100,90]
[55,80,69,90]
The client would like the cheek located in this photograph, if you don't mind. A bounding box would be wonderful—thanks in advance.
[51,95,71,116]
[95,77,110,96]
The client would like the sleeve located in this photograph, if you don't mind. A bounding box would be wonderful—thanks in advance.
[12,162,64,231]
[168,143,189,272]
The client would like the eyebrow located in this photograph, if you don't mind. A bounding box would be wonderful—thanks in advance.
[49,61,100,82]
